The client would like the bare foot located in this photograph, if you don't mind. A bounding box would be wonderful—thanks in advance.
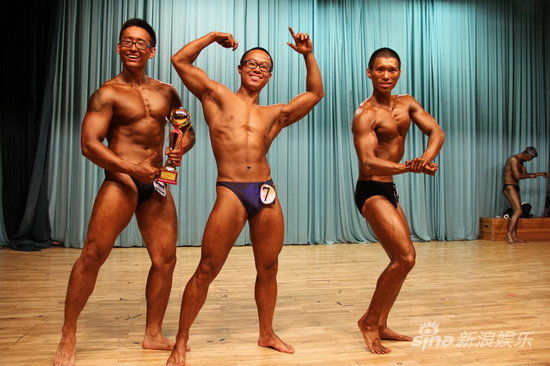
[53,335,76,366]
[143,334,190,352]
[506,234,517,244]
[166,345,186,366]
[358,321,391,354]
[142,334,175,351]
[258,332,295,354]
[379,326,412,341]
[513,237,527,243]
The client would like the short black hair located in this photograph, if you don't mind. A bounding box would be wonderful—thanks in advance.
[523,146,538,157]
[240,47,273,71]
[368,47,401,69]
[119,18,156,47]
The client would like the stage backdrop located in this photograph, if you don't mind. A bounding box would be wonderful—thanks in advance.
[46,0,550,247]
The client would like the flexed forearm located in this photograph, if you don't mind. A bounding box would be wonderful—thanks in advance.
[81,139,139,175]
[303,52,324,99]
[172,32,218,66]
[362,158,410,176]
[280,28,324,125]
[420,127,445,162]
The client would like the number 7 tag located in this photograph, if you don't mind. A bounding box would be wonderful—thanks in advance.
[260,184,276,204]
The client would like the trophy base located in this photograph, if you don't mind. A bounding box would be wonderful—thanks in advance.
[157,169,178,185]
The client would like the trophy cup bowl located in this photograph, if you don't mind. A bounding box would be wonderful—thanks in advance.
[170,107,190,129]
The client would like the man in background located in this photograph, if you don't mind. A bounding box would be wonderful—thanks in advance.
[502,147,547,243]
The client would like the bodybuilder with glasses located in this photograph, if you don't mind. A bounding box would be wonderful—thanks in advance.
[166,27,324,365]
[53,18,195,366]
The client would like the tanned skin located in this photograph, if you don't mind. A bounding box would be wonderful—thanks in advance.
[166,28,323,365]
[352,56,445,354]
[53,25,195,366]
[502,152,547,243]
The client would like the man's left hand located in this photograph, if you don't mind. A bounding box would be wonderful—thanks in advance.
[166,147,183,166]
[406,157,429,173]
[287,27,313,55]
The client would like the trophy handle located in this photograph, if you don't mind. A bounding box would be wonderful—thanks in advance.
[175,123,193,151]
[168,129,183,151]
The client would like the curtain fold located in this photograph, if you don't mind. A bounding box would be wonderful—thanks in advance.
[46,0,549,247]
[0,1,59,250]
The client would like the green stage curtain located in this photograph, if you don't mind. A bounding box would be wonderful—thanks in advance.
[46,0,550,247]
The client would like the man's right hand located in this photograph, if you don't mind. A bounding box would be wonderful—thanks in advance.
[131,153,159,183]
[213,32,238,50]
[423,162,439,176]
[406,160,439,176]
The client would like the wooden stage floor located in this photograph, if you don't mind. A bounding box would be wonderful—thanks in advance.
[1,240,549,365]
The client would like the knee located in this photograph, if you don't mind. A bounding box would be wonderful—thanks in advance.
[256,260,279,279]
[392,253,415,274]
[79,246,109,271]
[194,262,221,285]
[151,252,177,272]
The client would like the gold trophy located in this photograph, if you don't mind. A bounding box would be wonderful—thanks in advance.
[157,107,192,185]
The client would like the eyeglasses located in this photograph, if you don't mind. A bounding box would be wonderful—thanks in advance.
[241,59,272,73]
[119,39,153,50]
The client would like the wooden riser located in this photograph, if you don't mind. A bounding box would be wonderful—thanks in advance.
[480,217,550,241]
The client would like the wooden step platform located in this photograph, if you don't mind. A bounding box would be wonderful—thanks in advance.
[480,217,550,241]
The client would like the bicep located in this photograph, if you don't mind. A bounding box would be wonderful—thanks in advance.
[172,63,219,101]
[280,92,321,127]
[81,112,111,145]
[81,90,113,144]
[184,124,196,142]
[409,97,441,135]
[510,161,522,179]
[352,115,377,161]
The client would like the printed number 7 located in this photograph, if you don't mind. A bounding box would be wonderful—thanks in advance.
[262,186,271,201]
